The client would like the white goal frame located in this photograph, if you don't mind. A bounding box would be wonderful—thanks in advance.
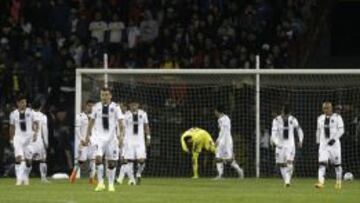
[75,68,360,178]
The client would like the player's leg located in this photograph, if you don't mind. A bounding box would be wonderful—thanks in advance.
[23,144,34,185]
[13,137,24,185]
[331,145,342,189]
[226,146,244,179]
[39,148,49,183]
[285,147,295,186]
[116,159,127,184]
[123,142,136,185]
[94,140,106,192]
[135,143,147,183]
[105,141,119,192]
[87,145,96,184]
[315,147,329,188]
[70,145,86,183]
[276,147,289,186]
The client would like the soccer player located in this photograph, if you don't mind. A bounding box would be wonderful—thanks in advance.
[69,99,96,184]
[84,87,125,192]
[29,100,50,183]
[180,127,216,179]
[214,106,244,179]
[120,98,150,185]
[315,102,344,189]
[116,102,129,184]
[271,105,304,187]
[9,94,39,185]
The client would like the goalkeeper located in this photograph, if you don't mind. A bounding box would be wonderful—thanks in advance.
[180,127,216,178]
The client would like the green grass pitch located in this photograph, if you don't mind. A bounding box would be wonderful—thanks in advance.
[0,178,359,203]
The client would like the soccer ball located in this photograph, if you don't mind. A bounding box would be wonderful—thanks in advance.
[343,172,354,181]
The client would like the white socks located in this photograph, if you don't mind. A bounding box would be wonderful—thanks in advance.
[107,168,116,185]
[15,163,21,182]
[127,162,136,183]
[216,162,224,177]
[89,160,96,178]
[137,163,145,178]
[287,163,293,183]
[39,163,47,179]
[318,165,326,184]
[280,167,290,184]
[97,164,104,184]
[335,166,343,184]
[230,161,244,178]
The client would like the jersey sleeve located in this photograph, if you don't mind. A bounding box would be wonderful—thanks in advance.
[143,112,149,124]
[271,118,280,147]
[89,106,97,120]
[9,112,15,125]
[335,115,345,140]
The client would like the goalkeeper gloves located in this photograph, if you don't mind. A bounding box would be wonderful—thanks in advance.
[328,139,336,146]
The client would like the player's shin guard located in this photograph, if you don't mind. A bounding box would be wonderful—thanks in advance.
[40,163,47,180]
[19,161,26,182]
[107,167,116,185]
[136,163,145,178]
[127,162,136,184]
[318,165,326,184]
[15,163,21,184]
[216,162,224,178]
[280,167,289,184]
[287,163,294,183]
[96,164,104,184]
[335,165,342,185]
[230,161,244,179]
[117,164,126,184]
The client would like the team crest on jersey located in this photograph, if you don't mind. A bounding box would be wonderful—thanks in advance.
[26,113,30,117]
[289,121,293,125]
[110,108,114,112]
[331,119,334,123]
[139,115,142,119]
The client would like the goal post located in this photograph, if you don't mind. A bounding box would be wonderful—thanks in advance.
[75,68,360,178]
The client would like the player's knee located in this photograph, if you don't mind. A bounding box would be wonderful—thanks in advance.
[15,156,22,164]
[95,157,102,165]
[107,161,117,169]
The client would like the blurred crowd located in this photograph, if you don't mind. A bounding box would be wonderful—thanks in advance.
[0,0,322,174]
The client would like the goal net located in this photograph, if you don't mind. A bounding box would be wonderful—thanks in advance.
[76,69,360,178]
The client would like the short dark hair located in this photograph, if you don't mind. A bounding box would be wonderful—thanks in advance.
[32,100,42,110]
[85,99,95,104]
[101,87,111,92]
[214,105,225,113]
[16,94,26,102]
[282,104,291,115]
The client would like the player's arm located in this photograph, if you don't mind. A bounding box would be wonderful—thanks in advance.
[144,112,151,146]
[9,112,15,143]
[294,118,304,148]
[335,115,345,140]
[117,107,125,147]
[270,118,280,148]
[42,116,49,148]
[316,117,320,144]
[180,133,190,153]
[32,113,40,142]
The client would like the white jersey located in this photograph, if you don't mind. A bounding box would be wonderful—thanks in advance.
[32,111,48,147]
[75,112,89,141]
[90,102,124,140]
[124,109,148,143]
[271,115,304,148]
[10,108,37,137]
[217,114,233,146]
[316,113,344,147]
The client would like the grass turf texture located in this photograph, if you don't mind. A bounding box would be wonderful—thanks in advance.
[0,178,359,203]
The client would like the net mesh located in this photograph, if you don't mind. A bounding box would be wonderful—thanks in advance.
[78,72,360,178]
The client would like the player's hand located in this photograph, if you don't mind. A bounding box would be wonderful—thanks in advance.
[84,136,90,146]
[328,139,336,146]
[215,140,219,147]
[80,139,88,146]
[298,142,303,149]
[9,139,14,146]
[146,135,151,147]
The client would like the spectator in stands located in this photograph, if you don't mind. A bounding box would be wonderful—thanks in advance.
[89,12,107,43]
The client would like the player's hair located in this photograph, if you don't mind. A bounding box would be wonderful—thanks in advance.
[282,104,291,115]
[16,93,26,102]
[32,100,42,110]
[100,87,111,93]
[214,105,225,113]
[85,99,95,104]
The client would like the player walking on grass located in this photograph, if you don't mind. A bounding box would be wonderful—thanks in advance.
[315,102,344,190]
[181,127,216,179]
[271,105,304,187]
[69,99,96,184]
[29,100,50,183]
[9,94,40,186]
[84,87,125,192]
[118,98,150,185]
[214,106,244,179]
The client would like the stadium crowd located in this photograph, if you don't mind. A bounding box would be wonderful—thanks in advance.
[0,0,323,175]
